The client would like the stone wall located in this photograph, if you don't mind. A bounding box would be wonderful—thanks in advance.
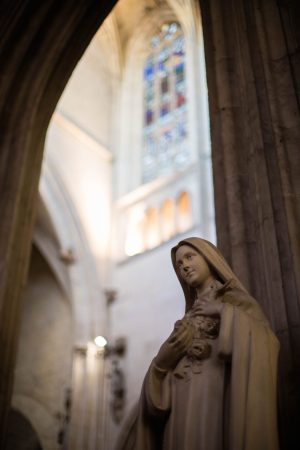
[200,0,300,447]
[12,247,73,450]
[0,0,117,441]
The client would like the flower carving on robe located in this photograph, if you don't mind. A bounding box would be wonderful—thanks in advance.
[174,307,220,379]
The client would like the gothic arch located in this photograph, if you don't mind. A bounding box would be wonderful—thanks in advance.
[0,0,118,440]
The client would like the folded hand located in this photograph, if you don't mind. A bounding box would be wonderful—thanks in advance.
[190,298,223,318]
[155,319,194,371]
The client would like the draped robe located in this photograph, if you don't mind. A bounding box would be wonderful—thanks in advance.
[115,238,280,450]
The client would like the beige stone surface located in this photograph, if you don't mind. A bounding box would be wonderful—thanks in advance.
[12,248,73,450]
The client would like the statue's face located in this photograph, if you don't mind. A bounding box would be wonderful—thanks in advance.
[175,244,212,288]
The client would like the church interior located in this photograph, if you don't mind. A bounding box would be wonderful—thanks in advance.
[0,0,299,449]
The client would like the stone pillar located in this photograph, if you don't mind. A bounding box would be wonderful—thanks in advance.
[199,0,300,448]
[0,0,117,444]
[67,346,110,450]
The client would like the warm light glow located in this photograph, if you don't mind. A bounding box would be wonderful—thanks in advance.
[145,207,160,249]
[161,199,176,241]
[94,335,108,348]
[78,177,111,258]
[125,208,145,256]
[177,192,193,232]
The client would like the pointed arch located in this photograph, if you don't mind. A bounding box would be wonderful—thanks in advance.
[145,207,160,249]
[177,191,193,233]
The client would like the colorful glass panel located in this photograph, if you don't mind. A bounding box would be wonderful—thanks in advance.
[175,63,184,83]
[142,22,189,183]
[145,109,154,125]
[176,89,186,108]
[144,57,154,81]
[160,103,169,117]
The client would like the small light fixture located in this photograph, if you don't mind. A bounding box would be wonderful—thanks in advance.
[94,335,108,349]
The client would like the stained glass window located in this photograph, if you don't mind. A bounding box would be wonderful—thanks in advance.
[142,22,189,183]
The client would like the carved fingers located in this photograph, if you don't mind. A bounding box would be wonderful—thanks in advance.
[191,299,223,317]
[155,320,194,371]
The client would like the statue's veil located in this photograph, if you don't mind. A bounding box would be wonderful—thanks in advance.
[171,237,249,312]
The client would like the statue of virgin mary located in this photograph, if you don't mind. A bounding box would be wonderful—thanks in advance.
[116,237,280,450]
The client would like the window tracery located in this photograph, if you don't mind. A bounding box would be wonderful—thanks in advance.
[142,22,189,183]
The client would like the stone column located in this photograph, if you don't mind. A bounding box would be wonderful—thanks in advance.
[0,0,117,444]
[67,346,110,450]
[199,0,300,448]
